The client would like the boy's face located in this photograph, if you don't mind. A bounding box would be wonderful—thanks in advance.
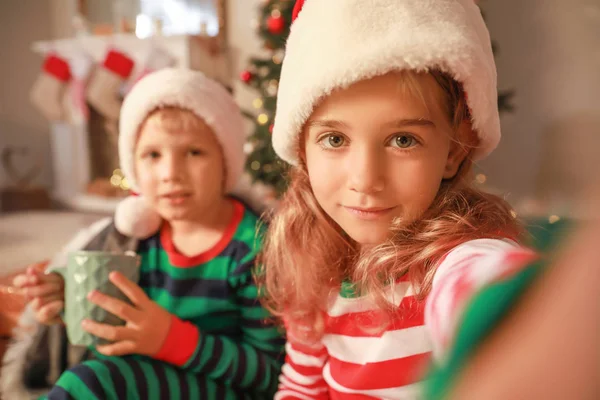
[303,72,467,245]
[134,114,225,223]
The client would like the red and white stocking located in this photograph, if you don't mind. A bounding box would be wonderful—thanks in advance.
[29,54,72,121]
[86,49,135,120]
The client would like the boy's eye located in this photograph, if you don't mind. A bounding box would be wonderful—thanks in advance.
[148,151,160,159]
[319,134,345,149]
[391,134,417,149]
[188,148,203,156]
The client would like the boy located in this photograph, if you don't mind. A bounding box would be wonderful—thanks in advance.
[12,68,284,399]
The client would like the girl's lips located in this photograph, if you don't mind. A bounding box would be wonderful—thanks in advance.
[343,206,396,220]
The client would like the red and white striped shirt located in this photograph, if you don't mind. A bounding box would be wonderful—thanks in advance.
[276,239,537,399]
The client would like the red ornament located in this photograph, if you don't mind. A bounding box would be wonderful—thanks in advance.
[269,124,274,134]
[240,70,253,83]
[267,15,285,34]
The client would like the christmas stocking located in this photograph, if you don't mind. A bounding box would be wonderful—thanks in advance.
[86,49,135,121]
[29,54,72,121]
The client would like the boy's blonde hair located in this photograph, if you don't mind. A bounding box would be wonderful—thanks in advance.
[138,107,227,190]
[142,107,212,135]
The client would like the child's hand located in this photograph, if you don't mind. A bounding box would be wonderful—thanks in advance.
[81,271,172,357]
[12,267,65,325]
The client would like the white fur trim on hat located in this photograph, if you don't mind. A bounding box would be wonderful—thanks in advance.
[273,0,500,165]
[116,68,245,238]
[114,195,162,239]
[119,67,245,193]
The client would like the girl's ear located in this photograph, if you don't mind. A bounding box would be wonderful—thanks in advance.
[443,120,476,179]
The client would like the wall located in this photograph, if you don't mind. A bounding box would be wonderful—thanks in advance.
[0,0,76,192]
[479,0,600,211]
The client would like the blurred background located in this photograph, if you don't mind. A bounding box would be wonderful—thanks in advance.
[0,0,599,266]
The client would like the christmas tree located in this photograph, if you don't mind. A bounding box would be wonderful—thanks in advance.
[241,1,514,197]
[240,0,293,196]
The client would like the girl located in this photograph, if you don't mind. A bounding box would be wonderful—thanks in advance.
[260,0,541,398]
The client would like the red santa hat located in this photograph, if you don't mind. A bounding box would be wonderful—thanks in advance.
[115,68,246,238]
[272,0,500,165]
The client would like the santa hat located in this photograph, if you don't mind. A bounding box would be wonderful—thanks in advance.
[115,68,246,238]
[273,0,500,165]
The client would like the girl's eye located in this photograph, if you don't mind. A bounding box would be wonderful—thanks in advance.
[147,151,160,159]
[188,148,203,156]
[391,135,417,149]
[319,134,346,149]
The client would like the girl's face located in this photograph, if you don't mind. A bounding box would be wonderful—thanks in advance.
[134,110,226,223]
[304,72,468,245]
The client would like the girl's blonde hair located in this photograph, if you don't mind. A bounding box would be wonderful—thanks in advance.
[258,70,523,340]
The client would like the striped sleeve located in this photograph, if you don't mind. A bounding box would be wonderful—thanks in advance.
[155,252,285,394]
[425,238,538,359]
[423,260,545,400]
[275,323,330,400]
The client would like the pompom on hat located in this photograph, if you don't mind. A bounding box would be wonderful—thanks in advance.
[115,68,246,238]
[273,0,500,165]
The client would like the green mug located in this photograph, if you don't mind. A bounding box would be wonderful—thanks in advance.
[58,250,140,347]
